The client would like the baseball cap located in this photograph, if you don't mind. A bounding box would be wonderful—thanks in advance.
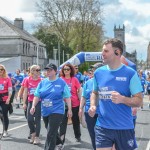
[90,62,103,69]
[44,63,57,71]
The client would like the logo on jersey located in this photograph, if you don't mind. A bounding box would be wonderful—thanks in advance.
[116,77,127,81]
[55,85,61,87]
[127,139,134,147]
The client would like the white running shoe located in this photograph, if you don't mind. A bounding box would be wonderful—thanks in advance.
[29,133,35,144]
[55,144,64,150]
[3,131,8,137]
[33,137,40,145]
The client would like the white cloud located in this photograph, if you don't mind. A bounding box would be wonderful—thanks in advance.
[0,0,149,60]
[103,0,150,60]
[120,0,150,18]
[0,0,38,32]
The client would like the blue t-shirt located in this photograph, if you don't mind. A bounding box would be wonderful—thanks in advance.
[93,64,142,130]
[140,77,147,92]
[34,77,71,116]
[75,72,83,83]
[147,81,150,91]
[83,75,90,84]
[14,75,24,89]
[82,78,93,112]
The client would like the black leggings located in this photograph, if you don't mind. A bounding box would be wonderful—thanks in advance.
[0,102,9,131]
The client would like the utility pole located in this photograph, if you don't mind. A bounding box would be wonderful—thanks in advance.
[66,53,70,60]
[53,48,58,66]
[58,41,60,67]
[63,50,64,63]
[37,44,39,65]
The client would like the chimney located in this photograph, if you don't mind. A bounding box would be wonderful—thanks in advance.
[14,18,24,30]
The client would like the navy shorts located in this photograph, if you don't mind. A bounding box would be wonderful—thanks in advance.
[95,126,137,150]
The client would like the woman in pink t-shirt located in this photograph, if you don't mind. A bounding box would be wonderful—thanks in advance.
[59,63,82,144]
[0,64,12,137]
[23,65,42,145]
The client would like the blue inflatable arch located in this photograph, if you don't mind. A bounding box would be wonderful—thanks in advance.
[59,52,136,70]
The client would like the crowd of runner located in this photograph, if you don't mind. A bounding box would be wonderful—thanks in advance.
[0,38,146,150]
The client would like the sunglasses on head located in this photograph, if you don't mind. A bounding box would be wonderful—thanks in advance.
[63,68,70,71]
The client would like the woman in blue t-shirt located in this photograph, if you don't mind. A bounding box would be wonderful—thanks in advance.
[30,63,72,150]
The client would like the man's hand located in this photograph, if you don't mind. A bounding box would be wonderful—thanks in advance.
[88,106,96,117]
[111,91,124,104]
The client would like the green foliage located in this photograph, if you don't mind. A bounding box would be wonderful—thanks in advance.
[33,28,74,64]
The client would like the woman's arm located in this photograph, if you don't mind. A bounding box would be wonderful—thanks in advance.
[65,97,72,118]
[22,88,28,110]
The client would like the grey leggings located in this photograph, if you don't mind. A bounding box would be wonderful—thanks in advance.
[27,101,41,137]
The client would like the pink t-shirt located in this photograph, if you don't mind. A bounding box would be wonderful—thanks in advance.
[24,76,42,102]
[21,77,27,87]
[61,76,81,107]
[0,77,12,101]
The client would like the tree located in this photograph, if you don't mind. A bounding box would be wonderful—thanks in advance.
[36,0,104,51]
[33,25,73,64]
[73,0,104,51]
[36,0,76,47]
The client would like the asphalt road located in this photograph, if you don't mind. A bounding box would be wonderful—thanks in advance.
[1,96,150,150]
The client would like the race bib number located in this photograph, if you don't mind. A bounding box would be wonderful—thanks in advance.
[42,99,53,107]
[29,88,36,95]
[0,84,4,90]
[98,86,114,101]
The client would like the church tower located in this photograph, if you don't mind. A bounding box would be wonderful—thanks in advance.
[114,24,126,55]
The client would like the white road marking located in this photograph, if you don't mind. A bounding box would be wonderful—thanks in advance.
[146,140,150,150]
[9,116,25,120]
[8,115,43,132]
[8,124,28,131]
[137,125,144,148]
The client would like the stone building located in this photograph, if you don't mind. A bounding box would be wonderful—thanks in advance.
[114,24,137,64]
[0,17,47,72]
[114,24,126,55]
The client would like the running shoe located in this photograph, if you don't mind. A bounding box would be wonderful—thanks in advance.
[3,131,8,137]
[33,137,40,145]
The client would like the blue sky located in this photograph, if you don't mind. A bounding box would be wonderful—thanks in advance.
[0,0,149,60]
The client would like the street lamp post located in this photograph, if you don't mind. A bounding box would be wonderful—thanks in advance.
[66,53,70,60]
[37,44,39,65]
[63,50,64,63]
[53,48,58,65]
[58,41,60,67]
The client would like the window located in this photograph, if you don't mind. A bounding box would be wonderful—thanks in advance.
[23,43,25,54]
[23,63,25,70]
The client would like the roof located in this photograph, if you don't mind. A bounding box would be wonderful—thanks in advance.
[0,17,45,46]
